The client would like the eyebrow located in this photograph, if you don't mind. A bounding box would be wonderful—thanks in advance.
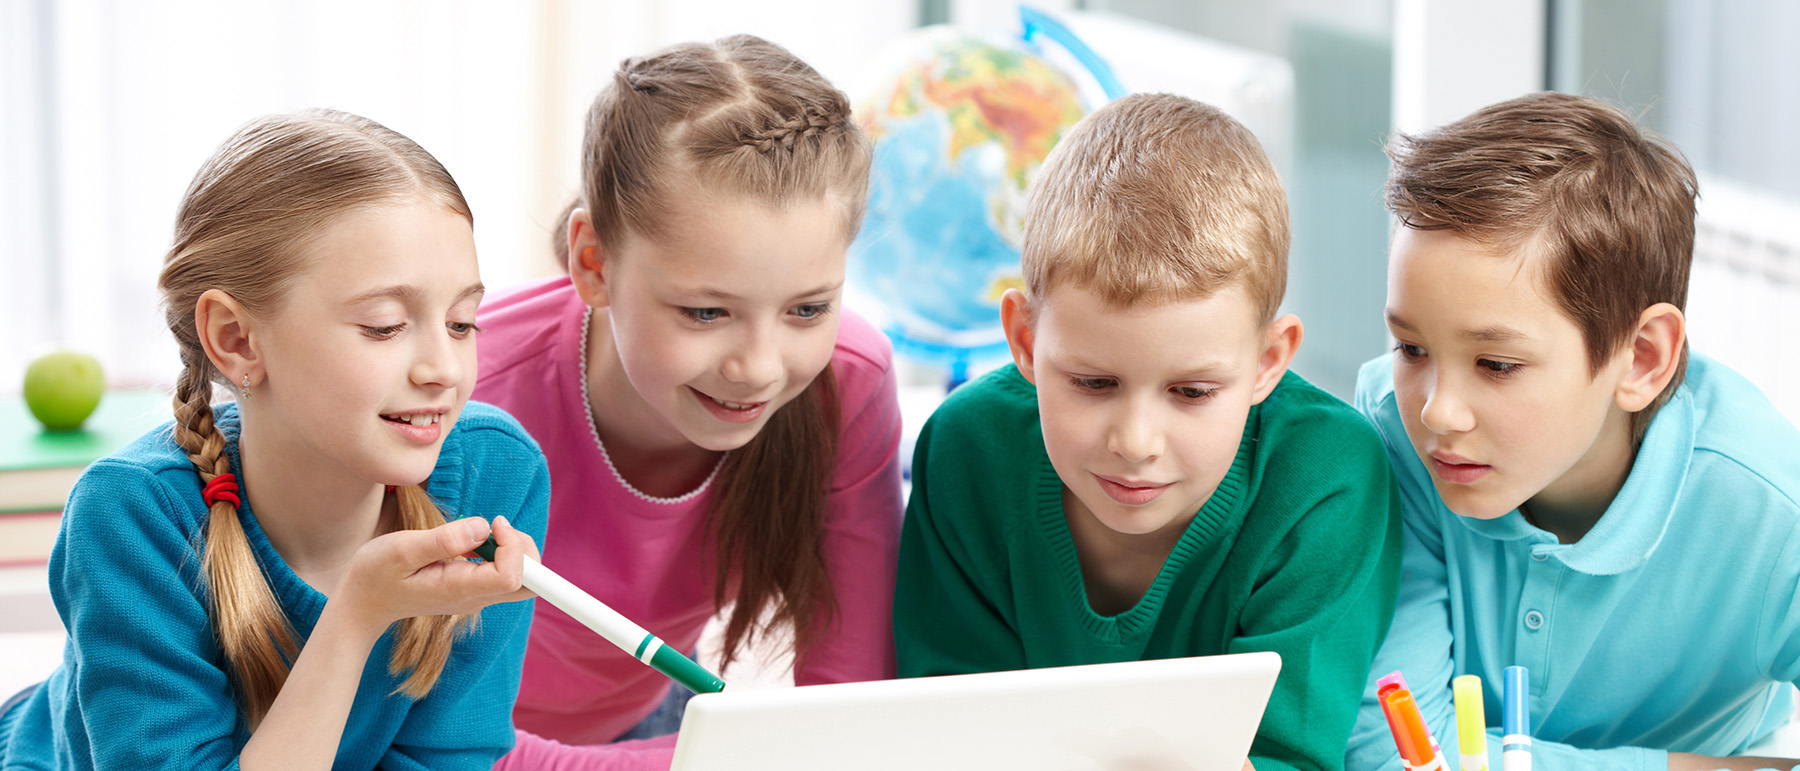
[677,280,844,303]
[1464,324,1528,343]
[1385,310,1528,343]
[345,282,486,307]
[1063,356,1237,379]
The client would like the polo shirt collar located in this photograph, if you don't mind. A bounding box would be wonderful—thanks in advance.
[1457,383,1697,575]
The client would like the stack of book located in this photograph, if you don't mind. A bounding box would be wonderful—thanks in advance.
[0,390,174,566]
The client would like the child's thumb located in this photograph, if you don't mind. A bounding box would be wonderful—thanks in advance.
[405,517,490,566]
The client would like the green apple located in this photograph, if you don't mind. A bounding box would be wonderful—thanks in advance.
[23,350,106,432]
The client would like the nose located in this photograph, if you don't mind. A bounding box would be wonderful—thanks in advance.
[410,325,464,390]
[721,322,782,392]
[1106,396,1163,463]
[1419,372,1475,435]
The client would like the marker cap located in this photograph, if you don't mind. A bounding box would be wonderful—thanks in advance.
[1503,666,1530,737]
[1389,690,1439,767]
[1453,675,1487,757]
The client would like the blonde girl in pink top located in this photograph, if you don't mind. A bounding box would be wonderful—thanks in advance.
[474,35,902,770]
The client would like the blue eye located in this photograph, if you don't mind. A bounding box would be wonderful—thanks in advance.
[792,303,832,320]
[682,307,726,323]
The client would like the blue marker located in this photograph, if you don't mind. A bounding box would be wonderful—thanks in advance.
[1502,667,1531,771]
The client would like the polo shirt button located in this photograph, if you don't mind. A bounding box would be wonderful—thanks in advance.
[1531,551,1549,562]
[1524,610,1545,630]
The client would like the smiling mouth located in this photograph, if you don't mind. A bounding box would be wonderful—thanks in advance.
[381,413,442,426]
[706,396,761,411]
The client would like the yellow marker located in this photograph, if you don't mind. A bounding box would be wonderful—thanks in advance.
[1453,675,1489,771]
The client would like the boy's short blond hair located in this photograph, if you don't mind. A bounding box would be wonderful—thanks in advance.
[1385,91,1699,431]
[1022,93,1289,323]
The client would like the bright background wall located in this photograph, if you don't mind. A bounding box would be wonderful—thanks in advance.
[3,0,1797,416]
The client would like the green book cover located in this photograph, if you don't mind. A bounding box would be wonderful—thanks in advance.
[0,389,175,512]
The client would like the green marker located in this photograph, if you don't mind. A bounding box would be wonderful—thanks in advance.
[474,533,726,694]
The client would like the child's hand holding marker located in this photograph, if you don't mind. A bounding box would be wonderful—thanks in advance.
[472,533,728,695]
[334,516,539,641]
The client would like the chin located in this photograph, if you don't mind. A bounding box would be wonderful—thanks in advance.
[1434,486,1518,520]
[1085,502,1176,537]
[683,423,763,453]
[387,472,435,489]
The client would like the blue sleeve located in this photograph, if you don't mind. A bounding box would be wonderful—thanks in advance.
[53,461,250,770]
[1346,360,1664,771]
[381,427,551,769]
[1758,504,1800,688]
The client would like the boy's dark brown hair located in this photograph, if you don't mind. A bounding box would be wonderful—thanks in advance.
[1022,93,1290,323]
[1385,91,1699,439]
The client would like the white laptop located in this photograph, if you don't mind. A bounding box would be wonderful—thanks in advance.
[669,651,1281,771]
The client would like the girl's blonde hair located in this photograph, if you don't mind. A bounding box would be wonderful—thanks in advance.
[561,34,871,668]
[158,109,475,725]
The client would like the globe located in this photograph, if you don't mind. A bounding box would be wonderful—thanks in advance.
[849,17,1118,382]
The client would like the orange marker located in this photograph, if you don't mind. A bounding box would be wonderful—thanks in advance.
[1378,683,1413,765]
[1378,672,1443,757]
[1384,689,1444,771]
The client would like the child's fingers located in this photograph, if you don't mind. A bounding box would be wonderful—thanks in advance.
[487,516,525,589]
[486,516,538,601]
[494,515,541,562]
[392,517,491,571]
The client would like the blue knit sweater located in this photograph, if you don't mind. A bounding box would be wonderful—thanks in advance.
[0,401,548,770]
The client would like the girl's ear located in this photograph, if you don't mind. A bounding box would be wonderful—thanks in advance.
[1000,288,1038,384]
[567,208,612,308]
[1615,302,1686,413]
[1250,313,1303,405]
[196,289,261,388]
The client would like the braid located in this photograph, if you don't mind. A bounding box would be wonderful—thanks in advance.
[573,35,871,667]
[170,355,298,727]
[744,111,843,153]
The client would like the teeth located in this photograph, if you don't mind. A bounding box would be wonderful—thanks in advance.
[711,397,754,411]
[383,413,439,426]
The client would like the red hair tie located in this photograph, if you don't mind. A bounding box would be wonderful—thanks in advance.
[202,473,240,508]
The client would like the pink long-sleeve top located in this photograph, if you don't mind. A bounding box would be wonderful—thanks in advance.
[472,277,902,770]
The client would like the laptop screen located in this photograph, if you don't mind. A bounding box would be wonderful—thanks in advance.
[669,651,1281,771]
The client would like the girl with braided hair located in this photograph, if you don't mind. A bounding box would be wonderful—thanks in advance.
[0,109,548,770]
[475,35,901,768]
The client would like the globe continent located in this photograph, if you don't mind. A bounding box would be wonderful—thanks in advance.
[852,27,1091,356]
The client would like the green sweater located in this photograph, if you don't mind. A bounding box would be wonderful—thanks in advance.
[895,365,1401,771]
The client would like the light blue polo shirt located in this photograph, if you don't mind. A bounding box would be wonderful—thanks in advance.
[1345,352,1800,771]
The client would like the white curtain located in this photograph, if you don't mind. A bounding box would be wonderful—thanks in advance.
[0,0,917,393]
